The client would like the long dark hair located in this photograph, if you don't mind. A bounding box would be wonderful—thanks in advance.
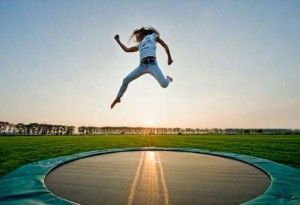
[129,26,160,42]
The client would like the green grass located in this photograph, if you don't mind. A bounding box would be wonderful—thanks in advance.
[0,134,300,177]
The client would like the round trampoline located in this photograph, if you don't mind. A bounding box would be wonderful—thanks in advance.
[45,151,270,205]
[0,147,299,205]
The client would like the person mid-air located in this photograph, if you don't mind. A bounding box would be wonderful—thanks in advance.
[111,26,173,109]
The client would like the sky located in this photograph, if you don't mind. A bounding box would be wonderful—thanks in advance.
[0,0,299,129]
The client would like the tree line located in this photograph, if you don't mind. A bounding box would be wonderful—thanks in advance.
[77,126,299,135]
[0,121,299,136]
[0,121,75,135]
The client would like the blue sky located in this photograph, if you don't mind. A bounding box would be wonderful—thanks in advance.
[0,0,299,128]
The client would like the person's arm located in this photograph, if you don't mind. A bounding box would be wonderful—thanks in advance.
[114,34,138,53]
[157,37,173,65]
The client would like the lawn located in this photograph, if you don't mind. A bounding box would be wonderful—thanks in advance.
[0,134,300,177]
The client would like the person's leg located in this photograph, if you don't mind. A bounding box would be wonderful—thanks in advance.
[111,65,146,109]
[148,62,172,88]
[117,65,146,97]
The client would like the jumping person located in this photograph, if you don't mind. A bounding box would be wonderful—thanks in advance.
[111,27,173,109]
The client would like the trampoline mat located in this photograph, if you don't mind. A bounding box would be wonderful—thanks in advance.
[45,151,270,205]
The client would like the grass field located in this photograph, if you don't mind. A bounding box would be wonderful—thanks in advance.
[1,134,300,178]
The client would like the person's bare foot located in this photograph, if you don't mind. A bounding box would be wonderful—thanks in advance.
[111,97,121,109]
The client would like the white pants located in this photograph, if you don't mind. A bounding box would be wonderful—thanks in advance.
[117,61,171,97]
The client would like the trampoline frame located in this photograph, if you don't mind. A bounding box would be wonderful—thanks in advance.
[0,147,299,204]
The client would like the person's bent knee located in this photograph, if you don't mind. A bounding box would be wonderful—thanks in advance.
[123,77,130,84]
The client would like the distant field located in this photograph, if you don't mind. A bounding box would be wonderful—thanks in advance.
[0,134,300,177]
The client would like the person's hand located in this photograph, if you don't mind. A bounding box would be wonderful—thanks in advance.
[168,58,173,65]
[114,34,120,41]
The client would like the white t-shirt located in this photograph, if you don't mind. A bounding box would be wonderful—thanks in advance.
[137,33,158,61]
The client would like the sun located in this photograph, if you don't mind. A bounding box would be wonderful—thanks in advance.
[145,118,156,127]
